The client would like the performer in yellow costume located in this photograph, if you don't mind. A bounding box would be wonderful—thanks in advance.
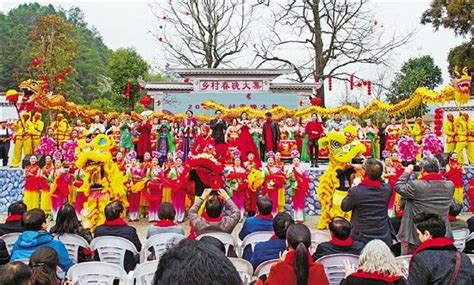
[50,113,71,144]
[455,113,474,165]
[31,112,44,151]
[411,117,427,160]
[11,112,34,168]
[466,114,474,166]
[444,114,457,153]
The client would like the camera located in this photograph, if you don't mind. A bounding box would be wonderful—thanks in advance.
[402,160,421,172]
[210,189,220,196]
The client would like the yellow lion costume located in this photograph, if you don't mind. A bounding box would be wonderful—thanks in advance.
[75,134,128,231]
[317,131,366,229]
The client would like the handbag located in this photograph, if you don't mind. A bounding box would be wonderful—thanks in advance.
[448,251,461,285]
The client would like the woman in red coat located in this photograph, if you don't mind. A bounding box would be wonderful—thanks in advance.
[136,116,152,161]
[263,224,329,285]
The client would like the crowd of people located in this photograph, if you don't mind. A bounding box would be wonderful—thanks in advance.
[0,154,473,284]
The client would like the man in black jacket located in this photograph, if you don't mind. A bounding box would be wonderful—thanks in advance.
[94,201,142,272]
[408,212,473,284]
[312,217,364,261]
[210,110,227,145]
[0,201,27,236]
[341,158,394,246]
[261,112,280,155]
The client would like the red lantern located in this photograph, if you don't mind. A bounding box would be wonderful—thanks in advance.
[356,81,362,88]
[55,73,65,81]
[63,66,72,74]
[5,90,19,104]
[435,131,442,137]
[183,77,190,83]
[310,96,322,106]
[367,80,372,96]
[138,95,153,107]
[32,56,42,67]
[349,75,354,90]
[328,75,332,91]
[434,108,443,114]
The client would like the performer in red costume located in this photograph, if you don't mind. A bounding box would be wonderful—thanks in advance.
[262,152,286,216]
[237,112,261,166]
[50,160,72,220]
[145,155,166,222]
[169,151,186,222]
[445,152,465,204]
[226,152,248,218]
[127,152,145,221]
[385,153,405,215]
[287,150,310,222]
[136,116,152,161]
[24,155,42,210]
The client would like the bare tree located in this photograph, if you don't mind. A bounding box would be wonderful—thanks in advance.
[253,0,414,106]
[150,0,254,68]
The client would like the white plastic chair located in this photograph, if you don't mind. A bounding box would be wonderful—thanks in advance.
[91,236,139,269]
[253,258,279,278]
[140,233,185,262]
[316,253,359,285]
[395,254,412,277]
[310,230,331,254]
[229,257,254,284]
[66,261,129,284]
[0,232,21,255]
[131,260,159,285]
[196,232,240,256]
[240,231,273,257]
[452,229,470,252]
[54,234,91,264]
[15,258,30,264]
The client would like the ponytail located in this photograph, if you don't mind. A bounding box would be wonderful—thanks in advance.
[293,242,309,285]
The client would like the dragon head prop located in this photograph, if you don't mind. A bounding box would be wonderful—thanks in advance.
[75,134,128,230]
[318,131,367,166]
[453,66,472,105]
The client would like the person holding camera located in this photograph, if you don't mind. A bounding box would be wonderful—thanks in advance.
[395,156,454,255]
[188,188,241,237]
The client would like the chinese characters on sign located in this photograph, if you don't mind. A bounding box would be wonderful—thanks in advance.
[186,103,280,111]
[199,80,263,91]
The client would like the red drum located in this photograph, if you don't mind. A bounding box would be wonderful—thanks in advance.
[278,140,298,158]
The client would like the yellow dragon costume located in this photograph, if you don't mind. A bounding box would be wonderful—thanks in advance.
[317,131,366,230]
[75,134,128,231]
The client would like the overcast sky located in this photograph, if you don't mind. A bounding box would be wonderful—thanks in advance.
[1,1,468,107]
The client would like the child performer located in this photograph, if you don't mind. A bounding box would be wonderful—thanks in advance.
[24,155,42,209]
[446,152,465,204]
[145,153,165,222]
[226,152,247,218]
[169,151,186,222]
[50,160,72,220]
[384,153,405,215]
[127,152,145,221]
[262,152,286,216]
[286,151,309,222]
[244,151,259,216]
[40,155,54,216]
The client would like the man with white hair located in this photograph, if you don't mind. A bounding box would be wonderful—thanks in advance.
[395,156,454,255]
[89,115,105,134]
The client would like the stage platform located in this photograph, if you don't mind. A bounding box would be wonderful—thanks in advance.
[0,165,472,215]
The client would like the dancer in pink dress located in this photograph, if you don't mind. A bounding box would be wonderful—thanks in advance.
[226,153,248,218]
[127,152,145,221]
[286,150,309,222]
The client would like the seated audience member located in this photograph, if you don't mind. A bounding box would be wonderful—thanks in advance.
[0,238,9,265]
[188,188,240,237]
[146,202,184,238]
[312,217,364,261]
[341,239,406,285]
[50,203,93,262]
[94,200,142,272]
[390,199,405,234]
[448,201,468,231]
[342,159,394,247]
[29,247,60,285]
[0,261,32,285]
[239,196,274,240]
[468,216,474,233]
[466,216,474,254]
[0,201,27,235]
[264,224,329,285]
[249,213,294,267]
[10,209,73,272]
[199,236,226,254]
[152,239,241,285]
[408,212,473,284]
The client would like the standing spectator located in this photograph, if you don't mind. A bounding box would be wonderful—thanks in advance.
[305,113,324,167]
[262,112,280,155]
[378,122,387,159]
[146,202,184,238]
[341,239,406,285]
[152,239,241,285]
[210,110,227,145]
[341,159,394,246]
[448,201,469,231]
[395,157,454,254]
[10,209,73,272]
[94,201,142,272]
[0,201,27,236]
[239,196,274,240]
[408,212,473,284]
[188,189,240,237]
[49,203,93,263]
[389,199,405,237]
[328,113,345,131]
[136,116,152,161]
[312,217,364,261]
[0,261,32,285]
[264,224,329,285]
[249,213,294,268]
[0,119,12,167]
[29,247,60,285]
[89,115,105,134]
